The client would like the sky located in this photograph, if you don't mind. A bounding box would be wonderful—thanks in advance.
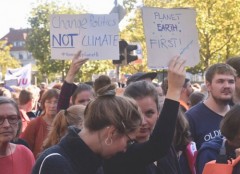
[0,0,122,38]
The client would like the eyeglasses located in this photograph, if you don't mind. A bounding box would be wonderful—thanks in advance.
[125,133,135,147]
[0,115,19,125]
[121,121,135,147]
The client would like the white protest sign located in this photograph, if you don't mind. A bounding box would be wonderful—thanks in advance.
[5,64,32,87]
[142,7,200,69]
[50,14,119,60]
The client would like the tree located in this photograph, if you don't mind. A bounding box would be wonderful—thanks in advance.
[0,40,20,75]
[121,0,240,74]
[27,1,115,83]
[26,1,82,82]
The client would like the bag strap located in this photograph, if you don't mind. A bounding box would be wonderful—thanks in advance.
[39,153,62,174]
[216,138,228,164]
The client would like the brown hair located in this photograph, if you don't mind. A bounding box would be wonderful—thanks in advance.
[189,91,206,107]
[42,104,86,150]
[226,56,240,77]
[173,109,192,151]
[40,89,60,112]
[220,104,240,141]
[205,63,237,83]
[124,80,160,112]
[0,96,20,118]
[18,89,34,105]
[71,83,93,104]
[94,75,112,93]
[84,83,142,134]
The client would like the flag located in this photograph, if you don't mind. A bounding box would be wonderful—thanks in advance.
[5,64,32,87]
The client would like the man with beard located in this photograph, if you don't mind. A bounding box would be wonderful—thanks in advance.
[185,63,236,149]
[226,56,240,105]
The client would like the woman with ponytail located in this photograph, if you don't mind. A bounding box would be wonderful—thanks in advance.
[42,104,86,151]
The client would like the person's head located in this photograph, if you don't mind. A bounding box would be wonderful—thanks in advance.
[226,57,240,77]
[40,89,60,117]
[126,72,157,86]
[181,78,194,99]
[42,104,86,150]
[83,83,142,159]
[205,63,236,104]
[71,83,94,106]
[173,109,191,151]
[94,75,112,92]
[226,56,240,103]
[52,83,62,90]
[220,104,240,148]
[162,78,193,101]
[39,82,47,90]
[18,89,34,112]
[124,80,160,143]
[188,91,206,108]
[0,87,12,98]
[0,96,20,144]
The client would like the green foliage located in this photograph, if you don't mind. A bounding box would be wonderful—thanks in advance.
[0,41,20,75]
[26,0,116,82]
[122,0,240,74]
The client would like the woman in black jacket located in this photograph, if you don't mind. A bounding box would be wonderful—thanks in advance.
[103,57,187,174]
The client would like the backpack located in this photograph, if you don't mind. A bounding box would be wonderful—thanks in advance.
[185,141,198,174]
[202,139,240,174]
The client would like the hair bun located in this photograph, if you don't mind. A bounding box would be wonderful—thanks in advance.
[96,84,116,97]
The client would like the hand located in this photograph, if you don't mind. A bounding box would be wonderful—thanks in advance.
[166,56,186,101]
[65,51,88,83]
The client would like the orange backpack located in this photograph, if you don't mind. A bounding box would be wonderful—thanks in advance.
[202,139,240,174]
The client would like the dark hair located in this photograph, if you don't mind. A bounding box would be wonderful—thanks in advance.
[94,75,112,93]
[71,83,93,104]
[173,109,192,151]
[124,80,160,112]
[189,91,206,107]
[226,56,240,77]
[220,104,240,141]
[84,83,142,134]
[161,78,190,95]
[0,96,20,118]
[205,63,237,83]
[19,89,33,105]
[40,89,60,111]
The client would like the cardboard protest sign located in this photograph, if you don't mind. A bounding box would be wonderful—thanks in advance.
[142,7,200,69]
[50,14,119,60]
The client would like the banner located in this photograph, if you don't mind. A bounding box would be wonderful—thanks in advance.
[142,7,200,69]
[50,14,119,60]
[5,64,32,87]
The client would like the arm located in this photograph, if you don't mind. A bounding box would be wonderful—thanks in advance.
[57,51,88,111]
[20,119,37,151]
[57,81,77,111]
[133,57,186,164]
[106,57,186,167]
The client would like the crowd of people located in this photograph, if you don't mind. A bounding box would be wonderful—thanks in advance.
[0,51,240,174]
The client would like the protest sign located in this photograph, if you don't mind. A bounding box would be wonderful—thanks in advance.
[142,7,200,69]
[5,64,32,87]
[50,14,119,60]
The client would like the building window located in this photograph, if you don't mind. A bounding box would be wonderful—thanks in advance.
[19,54,23,59]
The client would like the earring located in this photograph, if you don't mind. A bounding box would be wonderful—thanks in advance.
[105,137,113,146]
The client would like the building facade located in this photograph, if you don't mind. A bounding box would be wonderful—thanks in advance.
[0,28,36,66]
